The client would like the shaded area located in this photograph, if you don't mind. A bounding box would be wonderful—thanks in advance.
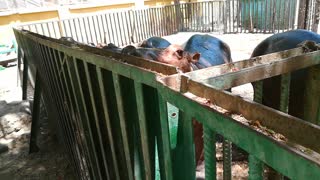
[0,66,75,179]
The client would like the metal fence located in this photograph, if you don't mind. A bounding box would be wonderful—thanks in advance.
[13,1,320,180]
[0,0,117,11]
[19,0,308,47]
[14,27,320,180]
[20,5,180,46]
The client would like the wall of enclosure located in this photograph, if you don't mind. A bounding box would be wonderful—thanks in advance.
[14,28,320,180]
[19,0,320,47]
[14,1,320,180]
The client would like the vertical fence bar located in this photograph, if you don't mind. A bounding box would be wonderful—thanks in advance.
[204,126,216,180]
[22,55,28,100]
[80,18,88,43]
[112,73,135,180]
[29,70,40,153]
[157,93,173,180]
[124,11,131,44]
[211,1,214,32]
[250,81,265,180]
[114,12,121,45]
[142,9,148,39]
[277,0,281,32]
[172,111,195,180]
[134,82,153,180]
[132,10,139,43]
[264,0,267,32]
[96,67,121,180]
[288,0,292,30]
[232,0,235,33]
[120,12,128,46]
[254,0,257,32]
[105,13,113,44]
[224,0,227,33]
[248,155,264,180]
[116,12,124,46]
[223,138,232,180]
[90,16,97,43]
[303,65,320,124]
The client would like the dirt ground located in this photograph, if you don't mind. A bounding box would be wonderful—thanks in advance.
[0,33,271,179]
[0,65,75,179]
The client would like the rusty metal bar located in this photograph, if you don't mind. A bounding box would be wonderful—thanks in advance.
[199,50,320,90]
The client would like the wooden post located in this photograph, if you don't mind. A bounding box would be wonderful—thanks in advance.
[174,0,182,31]
[298,0,311,29]
[312,0,320,32]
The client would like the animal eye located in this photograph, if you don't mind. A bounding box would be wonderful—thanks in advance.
[176,49,183,58]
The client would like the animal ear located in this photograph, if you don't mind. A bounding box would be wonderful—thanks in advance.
[192,52,200,63]
[175,49,184,59]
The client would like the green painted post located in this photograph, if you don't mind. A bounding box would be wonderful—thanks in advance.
[167,103,179,149]
[172,111,196,180]
[96,67,121,180]
[304,65,320,124]
[22,55,28,100]
[280,74,291,113]
[223,138,232,180]
[112,73,135,180]
[253,81,263,103]
[248,155,263,180]
[204,126,216,180]
[29,70,40,153]
[134,82,152,180]
[157,93,173,180]
[250,81,264,180]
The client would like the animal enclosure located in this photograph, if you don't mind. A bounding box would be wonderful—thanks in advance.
[14,1,320,180]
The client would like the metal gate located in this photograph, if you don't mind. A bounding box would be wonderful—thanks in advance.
[14,28,320,179]
[19,0,318,45]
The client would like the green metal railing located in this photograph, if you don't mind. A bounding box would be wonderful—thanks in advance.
[14,28,320,179]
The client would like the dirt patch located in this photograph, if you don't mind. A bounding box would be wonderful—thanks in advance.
[0,66,75,179]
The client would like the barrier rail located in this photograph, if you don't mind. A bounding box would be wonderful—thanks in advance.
[14,28,320,179]
[19,0,302,47]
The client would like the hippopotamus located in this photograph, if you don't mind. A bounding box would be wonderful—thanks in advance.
[139,36,171,48]
[127,44,200,72]
[183,34,233,165]
[101,43,123,53]
[59,37,77,43]
[184,34,232,69]
[251,29,320,119]
[102,44,200,73]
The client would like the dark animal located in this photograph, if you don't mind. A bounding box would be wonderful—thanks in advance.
[139,36,171,48]
[251,29,320,119]
[183,34,233,165]
[184,34,232,69]
[59,37,77,43]
[123,44,200,72]
[102,44,200,73]
[102,43,123,53]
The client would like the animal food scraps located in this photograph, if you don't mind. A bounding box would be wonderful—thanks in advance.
[184,92,287,142]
